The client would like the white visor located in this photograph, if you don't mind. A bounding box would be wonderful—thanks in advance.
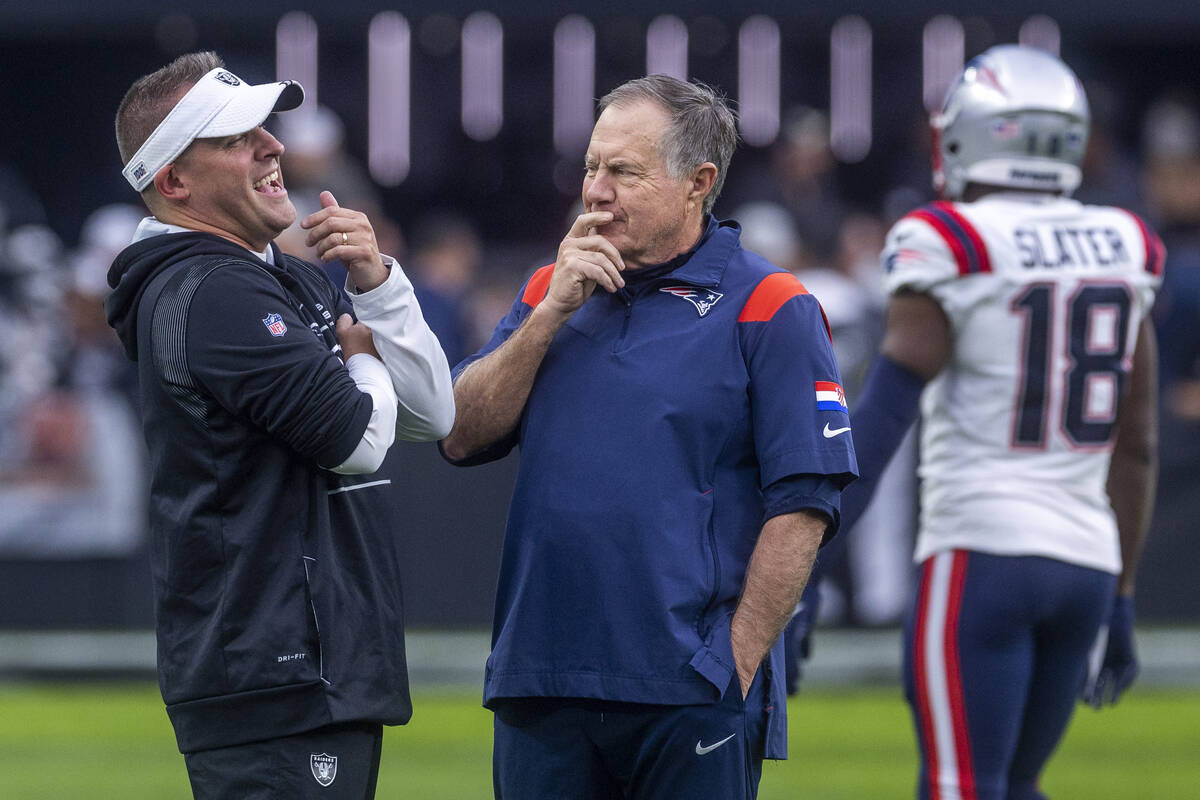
[122,67,304,191]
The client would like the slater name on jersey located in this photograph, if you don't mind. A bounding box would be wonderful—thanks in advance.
[1013,225,1131,270]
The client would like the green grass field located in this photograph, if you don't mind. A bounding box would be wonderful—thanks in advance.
[1,683,1197,798]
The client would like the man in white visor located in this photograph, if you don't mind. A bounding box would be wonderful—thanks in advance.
[105,51,454,799]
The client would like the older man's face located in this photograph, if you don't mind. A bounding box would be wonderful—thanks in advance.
[582,99,701,269]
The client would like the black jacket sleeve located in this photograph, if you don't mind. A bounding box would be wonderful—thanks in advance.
[182,263,372,468]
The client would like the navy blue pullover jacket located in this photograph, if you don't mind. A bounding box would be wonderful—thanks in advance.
[448,218,857,758]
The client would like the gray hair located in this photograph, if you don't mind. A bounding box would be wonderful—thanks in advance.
[115,51,224,168]
[599,75,739,215]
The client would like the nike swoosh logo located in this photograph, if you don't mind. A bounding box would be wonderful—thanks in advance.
[695,733,737,755]
[823,423,851,438]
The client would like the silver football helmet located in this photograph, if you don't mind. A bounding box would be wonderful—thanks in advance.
[932,45,1090,199]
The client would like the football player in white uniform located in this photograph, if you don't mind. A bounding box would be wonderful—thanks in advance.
[836,45,1162,800]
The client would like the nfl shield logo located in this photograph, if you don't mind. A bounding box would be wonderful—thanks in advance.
[262,313,287,337]
[311,753,337,786]
[132,163,147,181]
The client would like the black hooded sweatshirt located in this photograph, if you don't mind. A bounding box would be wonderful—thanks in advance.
[107,231,412,753]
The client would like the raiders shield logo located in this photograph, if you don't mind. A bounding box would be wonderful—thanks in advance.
[215,70,241,87]
[311,753,337,787]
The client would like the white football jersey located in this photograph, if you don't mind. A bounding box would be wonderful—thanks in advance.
[881,192,1163,573]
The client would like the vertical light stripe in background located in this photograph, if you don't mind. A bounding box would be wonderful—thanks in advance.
[368,12,411,186]
[738,15,781,147]
[831,15,873,163]
[1019,15,1061,56]
[646,15,688,81]
[553,15,596,156]
[276,11,319,112]
[923,15,964,113]
[462,11,504,142]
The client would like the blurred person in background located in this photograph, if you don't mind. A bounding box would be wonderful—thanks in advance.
[808,212,917,632]
[737,202,912,697]
[830,46,1162,799]
[276,104,381,210]
[0,176,133,555]
[276,104,379,208]
[1135,90,1200,624]
[63,203,145,403]
[1141,92,1200,426]
[724,105,848,266]
[0,203,147,557]
[462,268,527,357]
[881,109,941,229]
[0,160,63,441]
[1073,82,1145,212]
[441,75,856,799]
[105,51,453,798]
[274,103,403,265]
[403,210,482,366]
[0,209,63,468]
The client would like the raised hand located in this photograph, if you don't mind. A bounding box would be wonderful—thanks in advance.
[301,191,389,292]
[541,211,626,317]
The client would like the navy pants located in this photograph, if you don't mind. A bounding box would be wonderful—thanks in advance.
[903,550,1115,800]
[492,671,767,799]
[184,720,383,800]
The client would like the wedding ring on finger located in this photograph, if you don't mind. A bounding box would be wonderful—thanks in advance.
[341,232,349,246]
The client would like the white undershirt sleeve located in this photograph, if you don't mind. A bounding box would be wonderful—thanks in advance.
[346,258,456,441]
[331,353,399,474]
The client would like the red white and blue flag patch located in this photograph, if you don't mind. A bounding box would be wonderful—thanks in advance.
[815,380,848,412]
[989,118,1021,141]
[262,313,287,337]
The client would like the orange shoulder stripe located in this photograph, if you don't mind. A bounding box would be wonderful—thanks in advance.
[737,271,809,322]
[521,264,555,307]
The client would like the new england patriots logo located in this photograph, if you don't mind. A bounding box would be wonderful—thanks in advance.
[659,286,723,317]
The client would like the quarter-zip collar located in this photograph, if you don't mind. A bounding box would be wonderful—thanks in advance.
[621,216,741,292]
